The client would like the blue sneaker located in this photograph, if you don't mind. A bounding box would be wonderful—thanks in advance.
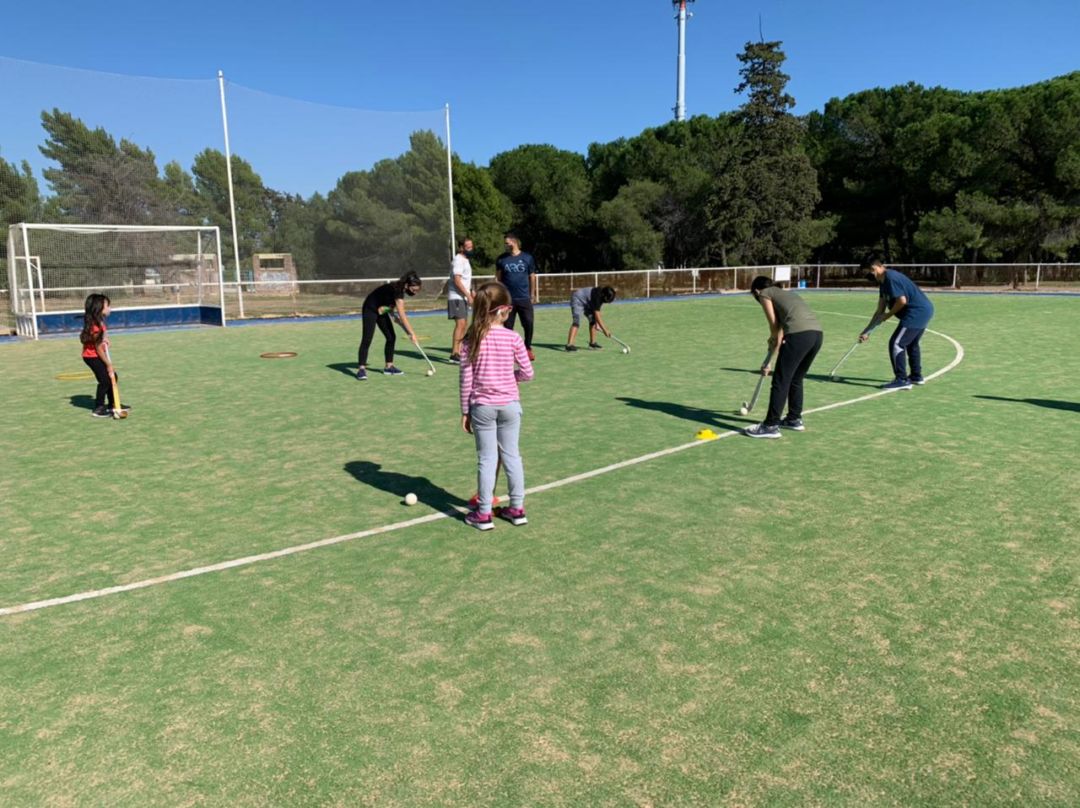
[355,368,367,381]
[881,378,913,391]
[909,375,925,385]
[383,366,404,376]
[779,417,805,431]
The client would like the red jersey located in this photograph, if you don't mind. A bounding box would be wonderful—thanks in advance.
[82,323,106,359]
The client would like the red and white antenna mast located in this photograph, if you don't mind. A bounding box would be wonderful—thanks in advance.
[672,0,695,121]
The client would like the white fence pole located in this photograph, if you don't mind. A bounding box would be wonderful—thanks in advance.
[952,265,958,289]
[215,227,228,326]
[218,70,245,319]
[1036,263,1041,290]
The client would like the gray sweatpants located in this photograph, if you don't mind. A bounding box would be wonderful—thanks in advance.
[470,401,525,514]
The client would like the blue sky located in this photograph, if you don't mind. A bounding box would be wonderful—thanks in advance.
[2,0,1078,196]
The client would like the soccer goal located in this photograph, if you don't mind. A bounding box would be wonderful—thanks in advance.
[6,223,226,338]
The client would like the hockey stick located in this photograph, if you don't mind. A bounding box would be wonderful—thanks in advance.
[827,323,878,380]
[102,345,128,420]
[740,348,778,415]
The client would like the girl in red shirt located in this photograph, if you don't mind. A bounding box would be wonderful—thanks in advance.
[80,294,126,418]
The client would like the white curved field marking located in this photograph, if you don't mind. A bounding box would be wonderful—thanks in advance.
[1,319,963,617]
[807,309,965,416]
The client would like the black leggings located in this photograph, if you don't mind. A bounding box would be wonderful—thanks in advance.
[505,300,534,349]
[358,309,396,367]
[83,356,116,408]
[765,330,823,426]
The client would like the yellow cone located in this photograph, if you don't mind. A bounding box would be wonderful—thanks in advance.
[695,428,718,441]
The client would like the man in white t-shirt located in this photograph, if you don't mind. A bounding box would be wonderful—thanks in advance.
[447,237,475,364]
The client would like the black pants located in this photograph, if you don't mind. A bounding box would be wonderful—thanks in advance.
[505,300,534,349]
[888,324,925,381]
[358,309,396,366]
[765,330,823,426]
[83,356,116,409]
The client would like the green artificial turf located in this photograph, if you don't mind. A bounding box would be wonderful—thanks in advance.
[1,293,1077,806]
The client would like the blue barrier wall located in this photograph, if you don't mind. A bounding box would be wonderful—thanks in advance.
[35,306,223,334]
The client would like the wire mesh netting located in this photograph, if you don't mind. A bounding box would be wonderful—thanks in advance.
[1,55,452,329]
[7,225,223,315]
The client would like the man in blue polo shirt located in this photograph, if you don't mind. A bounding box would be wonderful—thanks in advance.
[858,254,935,390]
[495,231,538,361]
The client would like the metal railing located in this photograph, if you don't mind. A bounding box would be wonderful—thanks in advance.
[5,263,1078,337]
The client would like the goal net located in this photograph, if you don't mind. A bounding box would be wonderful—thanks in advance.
[7,223,224,337]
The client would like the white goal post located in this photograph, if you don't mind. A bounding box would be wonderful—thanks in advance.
[7,223,226,339]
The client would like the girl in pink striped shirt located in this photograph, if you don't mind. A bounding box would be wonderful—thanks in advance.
[460,282,534,530]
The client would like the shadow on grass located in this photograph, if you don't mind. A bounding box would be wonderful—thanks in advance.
[343,461,467,512]
[974,395,1080,413]
[616,396,753,431]
[69,394,96,410]
[327,353,442,378]
[717,366,767,376]
[327,362,358,378]
[805,372,881,388]
[718,367,878,388]
[532,342,573,353]
[397,347,454,366]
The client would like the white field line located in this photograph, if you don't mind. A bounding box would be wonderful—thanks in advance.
[0,313,963,617]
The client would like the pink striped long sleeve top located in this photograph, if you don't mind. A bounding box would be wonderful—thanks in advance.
[459,326,534,414]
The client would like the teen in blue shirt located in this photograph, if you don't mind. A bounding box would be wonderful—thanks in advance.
[858,254,935,390]
[495,232,538,360]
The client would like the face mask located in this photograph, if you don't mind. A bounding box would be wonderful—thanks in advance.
[464,250,475,259]
[406,286,418,297]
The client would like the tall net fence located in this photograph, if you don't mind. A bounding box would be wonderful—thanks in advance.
[0,289,11,335]
[0,56,451,329]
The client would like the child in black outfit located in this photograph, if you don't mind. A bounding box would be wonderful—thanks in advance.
[356,271,423,380]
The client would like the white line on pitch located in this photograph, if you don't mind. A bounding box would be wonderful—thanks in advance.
[0,320,963,617]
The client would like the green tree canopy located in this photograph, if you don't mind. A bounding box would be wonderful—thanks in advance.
[706,41,831,265]
[315,131,450,279]
[0,154,42,227]
[588,115,738,267]
[489,144,594,271]
[596,180,665,270]
[38,109,170,224]
[191,148,272,269]
[451,156,513,268]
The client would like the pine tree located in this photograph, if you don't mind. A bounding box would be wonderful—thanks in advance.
[706,41,832,265]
